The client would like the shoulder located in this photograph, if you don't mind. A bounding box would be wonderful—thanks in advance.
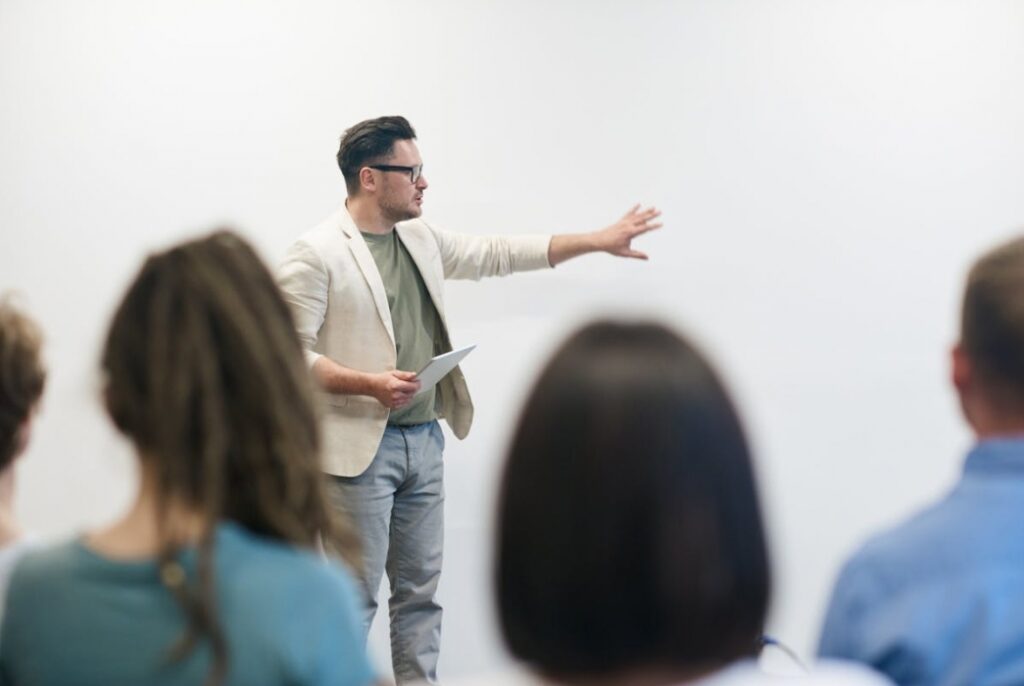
[2,539,88,624]
[7,539,83,585]
[698,660,891,685]
[288,210,351,254]
[802,660,894,684]
[397,218,443,242]
[214,524,360,608]
[835,493,963,595]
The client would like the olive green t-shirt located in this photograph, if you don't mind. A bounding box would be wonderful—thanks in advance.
[361,230,442,425]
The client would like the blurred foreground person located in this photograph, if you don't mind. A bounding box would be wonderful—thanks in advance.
[0,298,46,620]
[820,235,1024,685]
[480,321,890,686]
[0,232,376,686]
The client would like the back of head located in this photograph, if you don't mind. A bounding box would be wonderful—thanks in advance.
[961,235,1024,409]
[0,297,46,471]
[336,115,417,195]
[102,230,350,555]
[497,321,770,680]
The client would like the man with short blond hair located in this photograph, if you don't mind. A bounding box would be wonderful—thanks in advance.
[819,235,1024,685]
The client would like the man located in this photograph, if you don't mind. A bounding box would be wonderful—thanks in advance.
[277,115,660,683]
[819,235,1024,685]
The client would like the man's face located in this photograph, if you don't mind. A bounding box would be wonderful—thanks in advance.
[375,139,428,223]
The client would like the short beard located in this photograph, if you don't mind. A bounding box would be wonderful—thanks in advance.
[379,197,421,224]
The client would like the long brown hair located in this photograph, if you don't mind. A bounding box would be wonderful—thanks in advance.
[101,230,359,685]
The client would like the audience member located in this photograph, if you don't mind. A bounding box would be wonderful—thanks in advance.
[0,232,376,686]
[0,298,45,620]
[819,235,1024,685]
[481,321,891,686]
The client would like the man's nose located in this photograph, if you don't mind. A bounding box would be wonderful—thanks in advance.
[416,174,428,190]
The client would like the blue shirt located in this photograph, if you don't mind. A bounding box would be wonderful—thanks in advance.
[0,522,376,686]
[818,438,1024,686]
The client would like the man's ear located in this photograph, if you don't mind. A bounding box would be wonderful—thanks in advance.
[952,342,971,394]
[359,167,377,193]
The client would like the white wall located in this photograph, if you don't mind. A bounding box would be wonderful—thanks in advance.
[2,0,1024,677]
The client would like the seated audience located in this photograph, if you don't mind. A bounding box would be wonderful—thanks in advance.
[819,235,1024,685]
[483,321,890,686]
[0,298,45,618]
[0,231,376,686]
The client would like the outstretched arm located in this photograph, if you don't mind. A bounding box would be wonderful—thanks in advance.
[548,204,662,266]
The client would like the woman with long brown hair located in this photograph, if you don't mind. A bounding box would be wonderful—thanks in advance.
[0,231,376,686]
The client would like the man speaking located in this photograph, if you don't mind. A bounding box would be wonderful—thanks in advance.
[278,115,660,683]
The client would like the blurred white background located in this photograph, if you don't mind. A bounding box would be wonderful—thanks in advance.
[2,0,1024,676]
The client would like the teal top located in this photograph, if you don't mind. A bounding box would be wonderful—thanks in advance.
[0,522,376,686]
[362,229,442,425]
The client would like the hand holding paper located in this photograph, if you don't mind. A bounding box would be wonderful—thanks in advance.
[414,345,476,396]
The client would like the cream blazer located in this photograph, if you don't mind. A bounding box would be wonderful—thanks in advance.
[278,205,552,477]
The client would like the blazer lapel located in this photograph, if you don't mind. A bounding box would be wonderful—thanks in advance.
[337,208,396,346]
[395,223,446,323]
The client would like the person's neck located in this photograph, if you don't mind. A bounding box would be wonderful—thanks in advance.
[85,466,207,560]
[0,468,22,546]
[975,424,1024,441]
[967,397,1024,440]
[346,196,395,235]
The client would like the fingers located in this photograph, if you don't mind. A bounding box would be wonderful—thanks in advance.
[393,370,418,381]
[633,220,663,236]
[392,379,421,394]
[389,387,419,408]
[391,393,416,409]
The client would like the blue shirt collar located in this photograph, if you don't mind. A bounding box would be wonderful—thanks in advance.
[964,436,1024,475]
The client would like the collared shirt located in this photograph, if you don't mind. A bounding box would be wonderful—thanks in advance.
[818,437,1024,686]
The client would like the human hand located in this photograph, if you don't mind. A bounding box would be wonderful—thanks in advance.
[371,370,421,409]
[596,204,662,260]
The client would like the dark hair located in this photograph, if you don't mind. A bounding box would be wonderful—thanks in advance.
[102,230,360,686]
[496,321,770,679]
[0,297,46,471]
[962,235,1024,406]
[336,115,417,195]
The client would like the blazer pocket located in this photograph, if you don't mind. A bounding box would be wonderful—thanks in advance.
[322,392,349,408]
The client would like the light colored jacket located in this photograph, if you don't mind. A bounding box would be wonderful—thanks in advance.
[278,205,551,476]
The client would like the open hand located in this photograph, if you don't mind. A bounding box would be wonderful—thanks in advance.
[598,204,662,260]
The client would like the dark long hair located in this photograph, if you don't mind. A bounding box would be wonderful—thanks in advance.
[102,230,359,685]
[497,321,770,680]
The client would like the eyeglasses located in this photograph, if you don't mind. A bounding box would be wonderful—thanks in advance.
[368,164,424,184]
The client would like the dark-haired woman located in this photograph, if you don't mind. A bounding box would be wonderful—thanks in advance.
[0,232,376,686]
[473,321,891,686]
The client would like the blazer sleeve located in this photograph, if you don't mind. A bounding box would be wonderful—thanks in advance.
[428,223,552,280]
[277,240,329,369]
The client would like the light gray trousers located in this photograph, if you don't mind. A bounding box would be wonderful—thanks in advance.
[327,421,445,685]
